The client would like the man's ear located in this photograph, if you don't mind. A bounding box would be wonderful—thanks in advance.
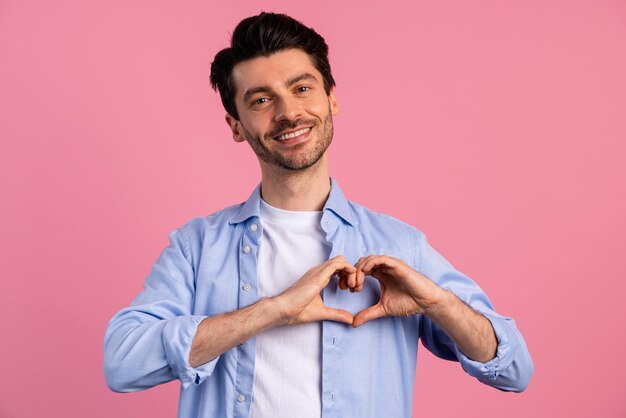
[329,88,340,116]
[225,114,246,143]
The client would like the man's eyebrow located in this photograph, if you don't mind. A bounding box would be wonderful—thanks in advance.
[242,86,270,103]
[285,72,318,87]
[242,73,319,103]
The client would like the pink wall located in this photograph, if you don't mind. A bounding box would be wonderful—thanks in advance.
[1,1,625,417]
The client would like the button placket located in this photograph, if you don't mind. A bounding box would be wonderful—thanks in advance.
[233,220,260,418]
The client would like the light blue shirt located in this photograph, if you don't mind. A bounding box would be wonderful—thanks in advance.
[104,178,533,418]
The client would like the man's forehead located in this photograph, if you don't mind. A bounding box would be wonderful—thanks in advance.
[231,49,322,96]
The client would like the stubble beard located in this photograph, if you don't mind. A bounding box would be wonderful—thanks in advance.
[241,108,334,172]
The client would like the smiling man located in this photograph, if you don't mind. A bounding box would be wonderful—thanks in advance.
[226,48,337,172]
[104,12,533,418]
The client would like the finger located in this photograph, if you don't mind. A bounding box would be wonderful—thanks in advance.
[321,306,354,325]
[329,258,356,275]
[336,267,357,288]
[362,256,396,276]
[354,262,367,288]
[358,254,390,273]
[352,304,386,328]
[353,255,372,272]
[353,267,365,291]
[355,254,384,289]
[338,275,348,290]
[329,255,349,266]
[330,262,356,278]
[318,262,355,286]
[354,255,374,287]
[346,269,357,289]
[337,269,358,291]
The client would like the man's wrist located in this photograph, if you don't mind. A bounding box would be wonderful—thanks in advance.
[421,287,454,319]
[263,295,293,327]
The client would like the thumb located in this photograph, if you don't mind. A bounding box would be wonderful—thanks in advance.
[352,304,386,328]
[321,307,354,325]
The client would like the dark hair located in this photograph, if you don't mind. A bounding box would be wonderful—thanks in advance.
[210,12,336,120]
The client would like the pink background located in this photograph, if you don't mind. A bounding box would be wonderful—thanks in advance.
[1,0,625,417]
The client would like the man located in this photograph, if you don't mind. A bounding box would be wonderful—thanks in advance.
[104,12,533,418]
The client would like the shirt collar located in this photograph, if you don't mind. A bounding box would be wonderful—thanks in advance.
[228,177,355,226]
[324,177,356,226]
[228,182,262,225]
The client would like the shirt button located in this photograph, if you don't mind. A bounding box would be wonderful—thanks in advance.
[244,245,251,253]
[250,224,258,232]
[237,395,246,403]
[242,284,251,292]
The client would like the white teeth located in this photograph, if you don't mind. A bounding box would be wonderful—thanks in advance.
[276,127,310,141]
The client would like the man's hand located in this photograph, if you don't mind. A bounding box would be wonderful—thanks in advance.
[347,255,446,327]
[347,254,497,362]
[274,255,356,325]
[189,256,355,368]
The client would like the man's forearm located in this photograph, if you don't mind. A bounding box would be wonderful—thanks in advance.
[189,256,356,368]
[424,289,498,363]
[189,298,284,368]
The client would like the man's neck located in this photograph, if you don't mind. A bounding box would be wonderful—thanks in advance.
[259,158,331,211]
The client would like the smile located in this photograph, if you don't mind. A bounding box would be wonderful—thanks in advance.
[275,127,311,141]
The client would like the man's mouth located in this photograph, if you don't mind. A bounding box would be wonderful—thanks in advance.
[274,127,312,141]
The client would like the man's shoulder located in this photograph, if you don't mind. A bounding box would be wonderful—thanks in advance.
[347,200,425,240]
[177,202,244,237]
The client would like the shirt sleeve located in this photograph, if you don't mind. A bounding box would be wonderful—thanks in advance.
[103,228,218,392]
[414,229,534,392]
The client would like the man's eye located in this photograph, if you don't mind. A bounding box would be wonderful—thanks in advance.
[296,86,310,93]
[252,97,268,106]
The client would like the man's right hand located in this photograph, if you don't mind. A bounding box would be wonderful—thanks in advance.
[189,256,355,368]
[273,255,356,325]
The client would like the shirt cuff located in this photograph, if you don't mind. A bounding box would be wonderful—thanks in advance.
[453,310,515,381]
[162,315,220,388]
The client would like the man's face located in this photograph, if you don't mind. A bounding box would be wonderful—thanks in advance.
[226,48,339,171]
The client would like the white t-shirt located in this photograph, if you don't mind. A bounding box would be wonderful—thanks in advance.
[249,199,331,418]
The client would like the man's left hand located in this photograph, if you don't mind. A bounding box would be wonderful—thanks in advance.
[342,255,445,327]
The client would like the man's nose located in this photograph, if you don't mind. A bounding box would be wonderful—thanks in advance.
[274,95,303,122]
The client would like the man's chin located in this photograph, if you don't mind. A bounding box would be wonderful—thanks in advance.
[270,159,318,171]
[259,151,325,172]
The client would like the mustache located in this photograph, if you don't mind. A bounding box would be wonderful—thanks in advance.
[266,119,318,139]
